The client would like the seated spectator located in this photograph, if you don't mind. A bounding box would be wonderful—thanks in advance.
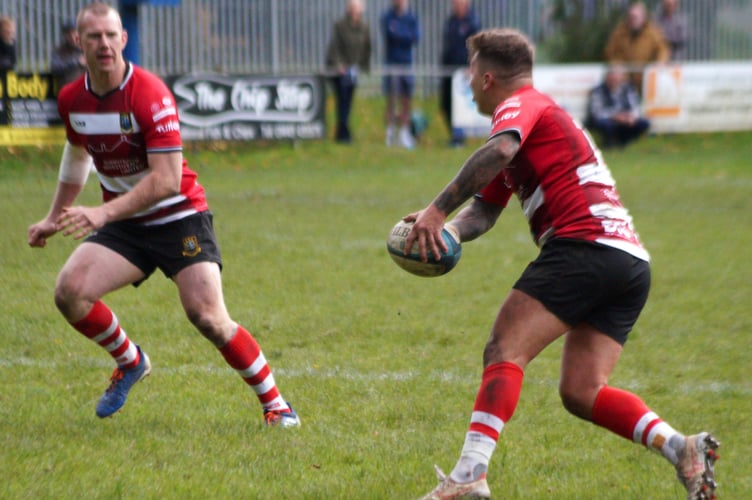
[51,20,86,92]
[586,65,650,148]
[0,15,16,72]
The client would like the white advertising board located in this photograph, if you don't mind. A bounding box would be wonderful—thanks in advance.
[451,64,604,136]
[452,62,752,136]
[643,62,752,133]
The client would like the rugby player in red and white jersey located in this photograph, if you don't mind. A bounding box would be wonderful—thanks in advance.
[27,1,299,427]
[404,29,718,499]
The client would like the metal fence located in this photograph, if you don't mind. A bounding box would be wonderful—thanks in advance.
[2,0,751,80]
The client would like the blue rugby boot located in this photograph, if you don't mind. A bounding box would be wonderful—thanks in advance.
[95,346,151,418]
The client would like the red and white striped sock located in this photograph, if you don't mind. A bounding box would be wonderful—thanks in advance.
[450,361,524,483]
[592,385,683,464]
[71,300,140,369]
[219,326,289,413]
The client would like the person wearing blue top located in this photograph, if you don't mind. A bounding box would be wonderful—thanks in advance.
[440,0,480,148]
[382,0,420,149]
[585,65,650,149]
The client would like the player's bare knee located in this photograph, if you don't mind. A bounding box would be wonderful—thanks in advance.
[186,308,229,346]
[53,277,81,315]
[559,386,591,420]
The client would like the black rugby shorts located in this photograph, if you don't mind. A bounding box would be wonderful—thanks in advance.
[513,239,651,345]
[85,211,222,286]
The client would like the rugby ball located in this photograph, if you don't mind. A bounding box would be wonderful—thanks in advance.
[386,220,462,277]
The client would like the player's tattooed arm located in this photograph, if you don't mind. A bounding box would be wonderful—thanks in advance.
[449,199,503,242]
[432,132,520,216]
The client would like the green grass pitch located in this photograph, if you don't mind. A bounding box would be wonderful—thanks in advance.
[1,98,750,498]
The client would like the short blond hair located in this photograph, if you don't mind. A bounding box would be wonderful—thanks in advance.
[76,1,122,32]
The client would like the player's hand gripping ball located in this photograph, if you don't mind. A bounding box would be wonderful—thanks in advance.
[386,220,462,277]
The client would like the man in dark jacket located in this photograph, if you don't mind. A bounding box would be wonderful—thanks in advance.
[440,0,480,147]
[586,65,650,148]
[51,21,87,94]
[0,15,16,72]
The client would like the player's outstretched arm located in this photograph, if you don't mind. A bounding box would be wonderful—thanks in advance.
[405,132,518,262]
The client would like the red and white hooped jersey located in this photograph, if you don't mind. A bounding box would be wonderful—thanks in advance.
[477,85,649,261]
[57,62,208,225]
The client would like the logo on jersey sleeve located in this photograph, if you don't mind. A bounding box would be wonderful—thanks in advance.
[492,98,521,128]
[151,97,180,135]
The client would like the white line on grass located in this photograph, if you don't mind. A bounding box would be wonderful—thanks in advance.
[2,356,750,396]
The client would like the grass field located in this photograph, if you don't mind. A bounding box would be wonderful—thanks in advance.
[1,97,750,499]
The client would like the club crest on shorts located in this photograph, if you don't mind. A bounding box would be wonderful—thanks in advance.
[181,235,202,257]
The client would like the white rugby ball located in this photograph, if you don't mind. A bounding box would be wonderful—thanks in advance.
[386,220,462,277]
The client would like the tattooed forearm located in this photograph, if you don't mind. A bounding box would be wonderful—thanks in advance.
[432,133,519,215]
[450,199,504,242]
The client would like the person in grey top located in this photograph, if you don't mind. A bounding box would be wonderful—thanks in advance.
[655,0,688,60]
[326,0,372,143]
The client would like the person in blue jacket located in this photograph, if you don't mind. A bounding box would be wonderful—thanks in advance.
[382,0,420,149]
[440,0,480,147]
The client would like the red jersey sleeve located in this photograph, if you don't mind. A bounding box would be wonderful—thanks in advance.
[476,86,544,208]
[130,70,183,153]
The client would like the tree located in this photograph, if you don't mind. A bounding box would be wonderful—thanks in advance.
[541,0,624,63]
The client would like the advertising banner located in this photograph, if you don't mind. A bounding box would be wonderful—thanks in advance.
[452,63,752,136]
[643,62,752,133]
[0,71,66,146]
[452,64,604,137]
[166,73,326,142]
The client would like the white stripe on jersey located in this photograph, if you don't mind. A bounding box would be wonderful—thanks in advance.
[577,162,616,186]
[522,184,545,220]
[98,171,185,209]
[69,112,141,135]
[142,208,199,226]
[97,170,149,193]
[589,202,632,222]
[470,410,505,433]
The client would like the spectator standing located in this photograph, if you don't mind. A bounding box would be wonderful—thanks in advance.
[604,1,670,94]
[51,20,87,93]
[382,0,420,149]
[0,15,16,71]
[326,0,372,144]
[440,0,480,148]
[655,0,688,61]
[27,2,300,428]
[586,65,650,148]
